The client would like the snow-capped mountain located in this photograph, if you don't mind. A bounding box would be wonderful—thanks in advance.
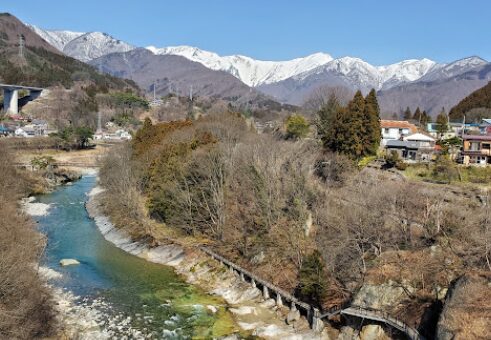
[147,45,441,90]
[293,57,436,90]
[27,24,84,51]
[27,25,134,62]
[419,56,488,82]
[147,45,334,87]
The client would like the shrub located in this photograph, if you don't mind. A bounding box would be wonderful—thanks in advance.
[285,114,309,139]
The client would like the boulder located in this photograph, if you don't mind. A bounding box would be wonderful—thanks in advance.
[60,259,80,266]
[360,325,390,340]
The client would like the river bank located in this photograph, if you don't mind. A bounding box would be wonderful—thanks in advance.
[86,181,332,339]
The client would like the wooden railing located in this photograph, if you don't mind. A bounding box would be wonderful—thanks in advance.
[199,246,425,339]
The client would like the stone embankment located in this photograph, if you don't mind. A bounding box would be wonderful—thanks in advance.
[86,185,328,339]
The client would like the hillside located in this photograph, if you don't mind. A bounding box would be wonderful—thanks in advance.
[449,80,491,121]
[90,48,294,113]
[0,13,137,90]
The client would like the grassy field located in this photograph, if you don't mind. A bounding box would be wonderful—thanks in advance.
[404,162,491,186]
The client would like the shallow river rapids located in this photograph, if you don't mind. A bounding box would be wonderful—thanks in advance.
[33,175,238,339]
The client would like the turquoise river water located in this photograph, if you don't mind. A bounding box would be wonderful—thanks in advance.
[35,175,238,339]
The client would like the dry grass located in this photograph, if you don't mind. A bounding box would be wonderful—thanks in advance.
[0,147,56,339]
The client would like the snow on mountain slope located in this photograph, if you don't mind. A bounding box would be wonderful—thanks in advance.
[27,24,83,51]
[26,25,134,62]
[295,57,437,90]
[419,56,487,82]
[63,32,134,62]
[147,45,333,86]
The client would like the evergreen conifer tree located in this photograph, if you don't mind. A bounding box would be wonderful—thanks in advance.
[436,108,449,138]
[403,107,412,120]
[345,90,365,157]
[316,94,340,149]
[413,107,422,123]
[363,89,381,155]
[298,250,327,307]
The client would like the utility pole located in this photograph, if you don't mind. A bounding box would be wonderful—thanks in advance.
[189,85,193,102]
[18,34,25,59]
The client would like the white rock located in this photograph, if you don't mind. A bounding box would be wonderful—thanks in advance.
[60,259,80,266]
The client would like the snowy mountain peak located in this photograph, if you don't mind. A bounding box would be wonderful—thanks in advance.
[27,24,84,51]
[26,25,134,62]
[147,45,333,86]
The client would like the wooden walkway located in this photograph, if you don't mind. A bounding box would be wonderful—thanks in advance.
[200,246,425,339]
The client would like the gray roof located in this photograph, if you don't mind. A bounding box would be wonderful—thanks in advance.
[385,140,421,149]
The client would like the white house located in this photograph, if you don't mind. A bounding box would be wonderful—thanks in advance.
[380,120,418,145]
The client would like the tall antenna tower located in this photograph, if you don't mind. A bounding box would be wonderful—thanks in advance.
[18,34,25,58]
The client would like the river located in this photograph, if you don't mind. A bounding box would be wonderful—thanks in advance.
[34,175,238,339]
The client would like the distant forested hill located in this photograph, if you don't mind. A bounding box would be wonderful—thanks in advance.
[449,81,491,121]
[0,13,138,91]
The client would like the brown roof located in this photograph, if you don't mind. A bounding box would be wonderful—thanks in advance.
[380,120,418,133]
[463,134,491,141]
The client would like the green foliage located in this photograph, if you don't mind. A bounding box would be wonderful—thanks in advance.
[30,155,55,170]
[403,106,412,120]
[111,110,139,127]
[319,90,381,159]
[317,93,340,148]
[110,92,149,109]
[57,125,94,149]
[435,109,449,137]
[297,250,328,307]
[363,89,381,155]
[285,114,309,139]
[449,81,491,121]
[413,107,422,122]
[0,44,137,90]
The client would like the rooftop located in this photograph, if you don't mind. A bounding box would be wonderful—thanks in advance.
[463,134,491,141]
[381,120,418,133]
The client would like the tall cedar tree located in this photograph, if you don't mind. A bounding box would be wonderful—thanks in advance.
[317,94,341,149]
[363,89,381,155]
[436,108,449,137]
[421,110,431,129]
[403,107,412,120]
[298,250,328,307]
[413,107,422,123]
[345,90,365,157]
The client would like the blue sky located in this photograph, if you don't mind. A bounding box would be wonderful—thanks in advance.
[3,0,490,64]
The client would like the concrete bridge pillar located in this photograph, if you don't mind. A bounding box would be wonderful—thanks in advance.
[276,294,283,307]
[262,286,269,299]
[3,88,19,115]
[311,308,324,332]
[240,272,245,282]
[251,279,256,288]
[290,302,297,312]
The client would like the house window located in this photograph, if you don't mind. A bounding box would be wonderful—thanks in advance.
[384,128,389,134]
[482,143,490,150]
[470,142,480,151]
[399,128,403,134]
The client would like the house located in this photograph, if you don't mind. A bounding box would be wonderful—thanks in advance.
[461,135,491,165]
[426,122,456,139]
[380,120,418,145]
[480,119,491,135]
[385,133,436,162]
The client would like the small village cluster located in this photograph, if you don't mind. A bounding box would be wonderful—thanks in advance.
[0,114,132,141]
[381,118,491,166]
